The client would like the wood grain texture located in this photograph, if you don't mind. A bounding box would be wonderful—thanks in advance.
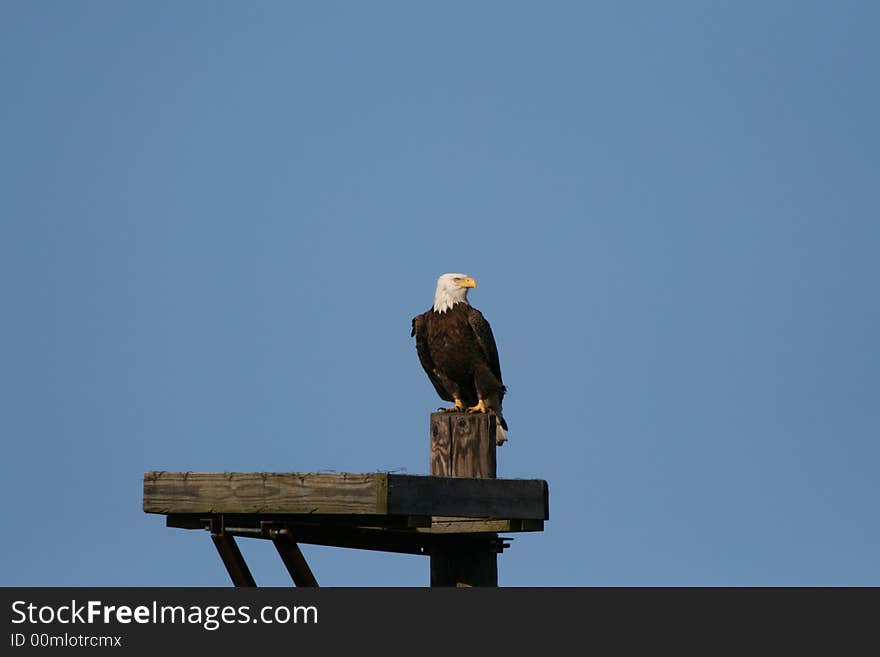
[430,412,496,478]
[429,413,452,476]
[143,472,387,515]
[144,472,548,520]
[452,413,496,478]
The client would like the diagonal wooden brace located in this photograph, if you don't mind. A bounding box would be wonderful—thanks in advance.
[272,532,319,587]
[210,531,256,587]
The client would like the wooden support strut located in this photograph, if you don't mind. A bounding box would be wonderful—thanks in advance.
[429,412,499,587]
[210,531,256,587]
[272,532,319,587]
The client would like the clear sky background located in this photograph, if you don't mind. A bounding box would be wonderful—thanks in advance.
[2,1,878,586]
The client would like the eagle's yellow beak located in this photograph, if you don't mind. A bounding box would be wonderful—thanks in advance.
[459,277,477,289]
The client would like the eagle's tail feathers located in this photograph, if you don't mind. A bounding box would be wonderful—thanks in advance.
[492,404,508,446]
[495,422,508,446]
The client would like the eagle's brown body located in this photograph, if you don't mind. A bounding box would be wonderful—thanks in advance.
[411,302,508,431]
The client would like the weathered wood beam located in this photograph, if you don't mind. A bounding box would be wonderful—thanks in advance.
[144,472,548,521]
[387,476,547,520]
[166,513,543,536]
[165,513,432,531]
[144,472,386,515]
[278,525,430,555]
[420,518,544,534]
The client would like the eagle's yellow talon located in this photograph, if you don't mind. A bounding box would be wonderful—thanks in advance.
[467,400,487,413]
[442,399,465,412]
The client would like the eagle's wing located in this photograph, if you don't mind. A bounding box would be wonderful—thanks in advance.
[412,313,453,402]
[467,308,504,386]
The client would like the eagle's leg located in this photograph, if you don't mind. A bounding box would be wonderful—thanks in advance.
[467,399,488,413]
[440,398,465,412]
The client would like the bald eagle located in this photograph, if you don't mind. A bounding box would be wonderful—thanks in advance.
[411,273,508,445]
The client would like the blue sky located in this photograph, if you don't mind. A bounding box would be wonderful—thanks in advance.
[2,1,878,586]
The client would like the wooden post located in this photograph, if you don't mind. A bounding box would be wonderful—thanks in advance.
[430,412,497,478]
[429,412,499,587]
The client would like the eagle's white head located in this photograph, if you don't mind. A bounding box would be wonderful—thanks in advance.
[433,272,477,313]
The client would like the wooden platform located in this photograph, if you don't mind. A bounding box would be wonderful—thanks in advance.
[144,470,548,583]
[144,414,549,586]
[145,471,547,519]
